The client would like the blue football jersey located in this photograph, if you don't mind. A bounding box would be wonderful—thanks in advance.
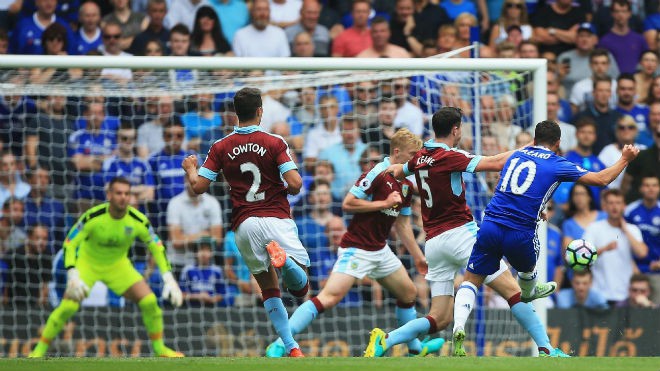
[484,146,589,230]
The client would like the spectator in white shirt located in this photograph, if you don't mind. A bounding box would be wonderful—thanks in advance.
[598,115,647,189]
[232,0,290,57]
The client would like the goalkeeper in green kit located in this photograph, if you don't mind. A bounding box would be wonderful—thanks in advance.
[29,178,184,358]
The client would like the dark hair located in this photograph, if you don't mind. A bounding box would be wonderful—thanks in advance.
[575,115,597,131]
[611,0,631,11]
[592,74,612,90]
[164,114,184,129]
[370,16,388,27]
[27,223,49,237]
[431,106,462,138]
[566,183,596,218]
[191,6,230,54]
[352,0,371,10]
[533,120,561,146]
[141,38,165,56]
[170,23,190,36]
[108,177,132,190]
[589,48,610,63]
[573,270,593,278]
[2,197,22,211]
[309,178,331,194]
[639,49,659,63]
[601,188,624,201]
[616,72,635,85]
[42,23,68,54]
[233,87,262,122]
[0,28,8,41]
[119,120,135,130]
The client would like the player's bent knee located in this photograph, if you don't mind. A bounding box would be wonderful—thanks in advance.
[138,293,161,316]
[316,291,342,308]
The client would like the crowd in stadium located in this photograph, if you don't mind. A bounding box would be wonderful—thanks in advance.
[0,0,659,315]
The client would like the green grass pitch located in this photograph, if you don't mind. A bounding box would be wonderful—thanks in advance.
[1,357,658,371]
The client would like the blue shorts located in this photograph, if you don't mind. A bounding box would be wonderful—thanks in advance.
[466,219,538,276]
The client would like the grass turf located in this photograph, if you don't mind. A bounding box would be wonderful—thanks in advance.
[0,357,658,371]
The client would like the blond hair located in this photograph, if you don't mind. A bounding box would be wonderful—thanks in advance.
[390,128,422,155]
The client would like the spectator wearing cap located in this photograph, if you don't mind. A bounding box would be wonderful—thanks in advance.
[557,22,619,94]
[598,0,648,74]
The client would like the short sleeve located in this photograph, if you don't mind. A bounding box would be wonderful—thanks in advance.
[349,170,382,199]
[555,156,589,182]
[274,136,297,175]
[200,141,223,181]
[440,149,480,173]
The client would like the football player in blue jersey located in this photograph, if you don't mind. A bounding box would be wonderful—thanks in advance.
[452,120,640,357]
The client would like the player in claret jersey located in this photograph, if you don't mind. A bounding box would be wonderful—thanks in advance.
[366,107,558,358]
[182,87,310,358]
[265,128,444,357]
[452,120,639,357]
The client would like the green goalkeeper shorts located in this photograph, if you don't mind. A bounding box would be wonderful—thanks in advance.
[76,257,145,296]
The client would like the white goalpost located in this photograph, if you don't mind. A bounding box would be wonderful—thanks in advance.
[0,55,547,357]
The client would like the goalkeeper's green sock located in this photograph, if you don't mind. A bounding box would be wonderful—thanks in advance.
[138,293,166,355]
[30,299,80,357]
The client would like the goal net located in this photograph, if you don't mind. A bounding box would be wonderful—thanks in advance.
[0,55,546,357]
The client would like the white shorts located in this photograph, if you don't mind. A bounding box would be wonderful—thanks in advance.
[425,221,507,297]
[332,245,402,280]
[235,217,310,275]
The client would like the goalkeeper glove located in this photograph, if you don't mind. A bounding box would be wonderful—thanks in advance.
[162,271,183,307]
[65,268,90,302]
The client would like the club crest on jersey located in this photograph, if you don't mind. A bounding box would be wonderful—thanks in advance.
[402,184,409,197]
[124,226,133,236]
[359,178,371,190]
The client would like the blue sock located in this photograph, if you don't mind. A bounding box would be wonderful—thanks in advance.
[395,305,422,353]
[385,317,430,349]
[263,297,299,352]
[274,298,320,346]
[511,302,552,350]
[281,257,308,292]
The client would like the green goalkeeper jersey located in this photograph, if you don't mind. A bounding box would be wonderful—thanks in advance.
[63,203,171,273]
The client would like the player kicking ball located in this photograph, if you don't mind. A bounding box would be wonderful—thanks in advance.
[265,128,445,357]
[366,107,556,358]
[452,120,639,357]
[182,87,310,357]
[29,177,184,358]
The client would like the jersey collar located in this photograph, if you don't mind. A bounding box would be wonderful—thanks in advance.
[382,156,391,166]
[423,140,450,150]
[233,125,262,134]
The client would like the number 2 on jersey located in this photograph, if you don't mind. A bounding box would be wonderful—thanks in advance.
[240,162,265,202]
[499,158,537,195]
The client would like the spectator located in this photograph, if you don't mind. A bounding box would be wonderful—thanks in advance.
[638,102,660,148]
[209,0,249,44]
[644,76,660,106]
[223,230,259,306]
[291,31,315,57]
[6,224,51,306]
[527,92,576,154]
[332,0,372,57]
[189,5,231,56]
[166,177,222,277]
[452,12,492,58]
[165,0,206,32]
[634,51,659,104]
[285,0,330,57]
[101,0,148,51]
[532,0,585,56]
[488,0,532,49]
[302,94,342,169]
[10,0,73,55]
[149,118,192,234]
[128,0,170,55]
[598,0,648,74]
[137,95,176,158]
[557,22,619,95]
[517,39,539,58]
[317,115,366,200]
[572,76,622,154]
[270,0,302,29]
[232,0,290,57]
[598,115,647,189]
[181,93,223,152]
[30,23,81,84]
[68,101,117,207]
[388,0,449,57]
[362,97,397,155]
[556,271,609,309]
[622,124,660,202]
[71,1,102,55]
[553,118,606,211]
[616,274,658,308]
[0,77,38,158]
[24,95,74,193]
[23,167,67,248]
[569,49,617,114]
[392,78,424,137]
[0,28,8,54]
[180,239,235,307]
[102,122,155,206]
[561,183,607,252]
[625,176,660,304]
[585,189,648,305]
[0,151,30,209]
[99,22,133,83]
[0,197,27,252]
[357,16,410,58]
[0,0,20,31]
[615,73,649,134]
[440,0,476,21]
[644,3,660,48]
[296,179,336,251]
[292,86,319,126]
[435,24,457,54]
[18,0,81,27]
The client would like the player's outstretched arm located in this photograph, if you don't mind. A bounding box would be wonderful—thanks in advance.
[385,163,406,180]
[283,169,303,195]
[342,191,401,214]
[474,148,517,172]
[182,154,212,194]
[577,144,640,187]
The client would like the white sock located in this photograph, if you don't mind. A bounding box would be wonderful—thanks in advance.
[453,282,477,333]
[518,271,537,298]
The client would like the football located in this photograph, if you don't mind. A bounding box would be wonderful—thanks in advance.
[565,239,598,271]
